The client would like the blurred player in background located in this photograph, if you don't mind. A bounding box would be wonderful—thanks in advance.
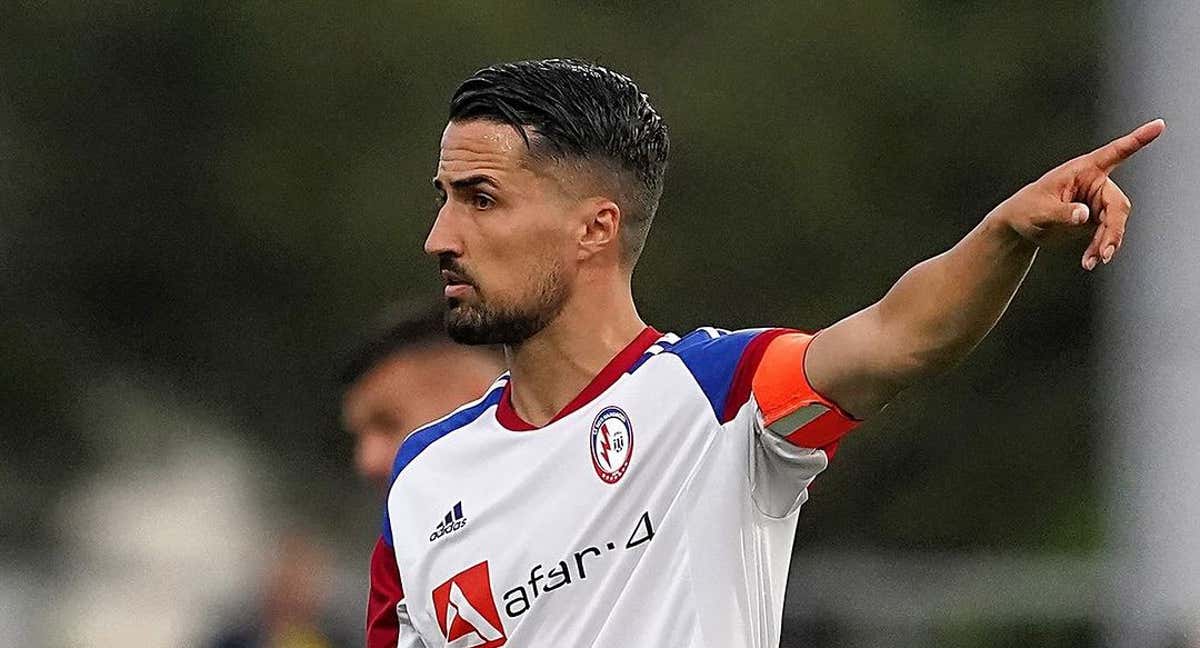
[368,59,1162,647]
[209,534,348,648]
[209,305,503,648]
[340,302,505,492]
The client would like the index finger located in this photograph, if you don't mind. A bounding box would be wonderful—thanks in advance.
[1086,118,1166,171]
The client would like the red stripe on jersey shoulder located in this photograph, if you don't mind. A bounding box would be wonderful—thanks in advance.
[722,328,793,423]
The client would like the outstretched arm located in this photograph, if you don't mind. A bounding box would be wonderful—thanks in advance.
[807,119,1165,418]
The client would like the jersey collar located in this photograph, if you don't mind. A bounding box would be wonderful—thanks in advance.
[496,326,662,431]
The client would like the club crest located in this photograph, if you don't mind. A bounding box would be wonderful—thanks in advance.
[590,406,633,484]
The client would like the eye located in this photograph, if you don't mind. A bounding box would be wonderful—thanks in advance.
[472,193,495,210]
[434,191,447,208]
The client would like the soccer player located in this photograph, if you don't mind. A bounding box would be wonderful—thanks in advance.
[367,59,1163,647]
[340,303,504,492]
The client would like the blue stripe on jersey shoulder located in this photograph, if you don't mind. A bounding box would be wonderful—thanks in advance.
[381,380,505,545]
[662,327,772,420]
[627,333,680,374]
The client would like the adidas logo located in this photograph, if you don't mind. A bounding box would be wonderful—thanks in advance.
[429,501,467,542]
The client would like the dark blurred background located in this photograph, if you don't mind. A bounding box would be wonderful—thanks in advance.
[2,2,1195,647]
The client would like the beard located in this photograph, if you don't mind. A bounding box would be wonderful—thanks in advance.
[444,258,570,346]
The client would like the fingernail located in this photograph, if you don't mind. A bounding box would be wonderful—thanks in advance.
[1073,205,1089,224]
[1102,245,1115,263]
[1084,256,1098,270]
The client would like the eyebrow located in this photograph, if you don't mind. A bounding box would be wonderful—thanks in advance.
[432,175,499,191]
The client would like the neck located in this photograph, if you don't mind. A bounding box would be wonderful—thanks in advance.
[505,275,645,427]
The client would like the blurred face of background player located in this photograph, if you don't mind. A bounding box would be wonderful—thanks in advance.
[342,341,502,491]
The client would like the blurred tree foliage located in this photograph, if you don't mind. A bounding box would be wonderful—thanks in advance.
[2,0,1105,565]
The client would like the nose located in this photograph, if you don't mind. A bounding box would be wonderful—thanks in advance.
[424,207,462,258]
[356,433,400,487]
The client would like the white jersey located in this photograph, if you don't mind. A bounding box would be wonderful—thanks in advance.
[367,327,858,648]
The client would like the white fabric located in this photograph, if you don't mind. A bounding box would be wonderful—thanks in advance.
[385,342,829,648]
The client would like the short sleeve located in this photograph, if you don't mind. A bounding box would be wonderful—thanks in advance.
[748,331,861,517]
[751,331,859,451]
[665,327,859,516]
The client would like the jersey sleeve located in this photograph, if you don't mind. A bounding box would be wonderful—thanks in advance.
[748,331,860,517]
[750,331,858,449]
[666,327,857,434]
[660,327,860,516]
[367,535,423,648]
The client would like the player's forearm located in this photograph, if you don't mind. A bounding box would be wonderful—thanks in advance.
[808,213,1037,417]
[811,122,1163,418]
[875,213,1037,375]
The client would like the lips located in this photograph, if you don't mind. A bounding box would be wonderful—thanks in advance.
[444,284,473,300]
[439,267,476,302]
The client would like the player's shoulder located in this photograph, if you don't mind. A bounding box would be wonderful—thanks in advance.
[638,326,786,420]
[388,374,508,482]
[659,326,778,367]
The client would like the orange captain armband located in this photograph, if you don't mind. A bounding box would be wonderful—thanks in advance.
[750,332,860,452]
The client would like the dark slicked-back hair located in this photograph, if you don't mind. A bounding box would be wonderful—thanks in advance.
[449,59,669,265]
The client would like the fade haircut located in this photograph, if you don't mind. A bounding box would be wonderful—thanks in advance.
[449,59,670,265]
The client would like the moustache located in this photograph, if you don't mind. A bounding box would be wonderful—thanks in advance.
[438,256,476,286]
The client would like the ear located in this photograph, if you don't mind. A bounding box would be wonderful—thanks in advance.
[577,198,622,262]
